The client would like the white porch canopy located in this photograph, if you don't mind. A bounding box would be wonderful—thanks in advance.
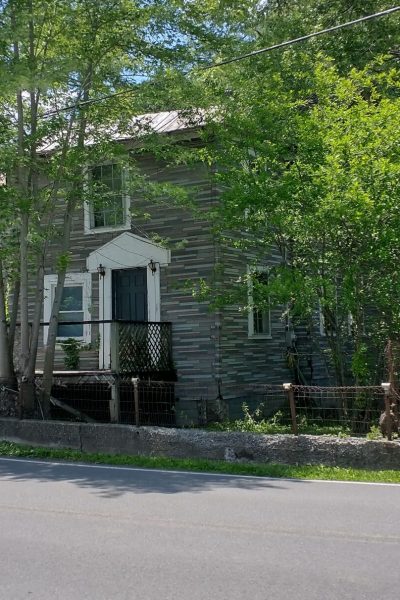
[86,231,171,272]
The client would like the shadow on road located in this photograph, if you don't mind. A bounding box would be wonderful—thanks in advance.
[0,456,302,498]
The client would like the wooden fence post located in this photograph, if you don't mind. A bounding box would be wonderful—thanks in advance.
[109,375,121,424]
[283,383,298,435]
[381,382,392,441]
[132,377,140,427]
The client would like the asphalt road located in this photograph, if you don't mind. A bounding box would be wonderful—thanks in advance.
[0,457,399,600]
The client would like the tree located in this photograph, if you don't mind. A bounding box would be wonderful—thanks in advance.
[184,2,400,384]
[0,0,259,414]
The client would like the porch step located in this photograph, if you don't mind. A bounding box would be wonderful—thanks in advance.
[35,348,99,371]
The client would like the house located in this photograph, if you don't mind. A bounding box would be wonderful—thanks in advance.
[32,110,329,424]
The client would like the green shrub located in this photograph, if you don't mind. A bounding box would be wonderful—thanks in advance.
[60,338,81,370]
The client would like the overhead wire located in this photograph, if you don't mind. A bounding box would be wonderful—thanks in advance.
[40,6,400,117]
[202,5,400,70]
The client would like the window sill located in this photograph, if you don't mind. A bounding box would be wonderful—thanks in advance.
[54,339,87,347]
[248,334,272,340]
[84,223,131,236]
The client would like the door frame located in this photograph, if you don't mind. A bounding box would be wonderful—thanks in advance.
[98,266,160,369]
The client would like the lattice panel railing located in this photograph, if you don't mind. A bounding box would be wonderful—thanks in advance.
[116,321,173,375]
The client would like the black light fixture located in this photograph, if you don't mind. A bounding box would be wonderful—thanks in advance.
[97,263,106,277]
[148,259,157,274]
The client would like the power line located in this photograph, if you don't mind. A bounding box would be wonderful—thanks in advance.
[202,6,400,70]
[41,6,400,116]
[43,87,143,117]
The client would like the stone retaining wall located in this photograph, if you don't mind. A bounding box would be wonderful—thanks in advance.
[1,418,400,470]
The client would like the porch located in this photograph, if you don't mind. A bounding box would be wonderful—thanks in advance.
[36,320,175,381]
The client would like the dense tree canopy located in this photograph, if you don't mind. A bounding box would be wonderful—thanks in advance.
[185,1,400,384]
[0,0,258,409]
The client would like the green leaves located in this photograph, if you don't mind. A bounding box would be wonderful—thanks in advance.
[191,0,400,383]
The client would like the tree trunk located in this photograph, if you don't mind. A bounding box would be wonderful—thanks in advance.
[8,279,20,366]
[12,9,35,414]
[0,261,14,387]
[40,67,92,417]
[26,263,44,377]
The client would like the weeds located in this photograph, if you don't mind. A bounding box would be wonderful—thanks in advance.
[208,403,351,437]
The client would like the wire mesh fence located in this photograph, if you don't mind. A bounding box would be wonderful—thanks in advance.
[33,373,199,427]
[203,384,388,436]
[291,385,385,435]
[7,374,395,438]
[0,384,19,418]
[190,383,389,437]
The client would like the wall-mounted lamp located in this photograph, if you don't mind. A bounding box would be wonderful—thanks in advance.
[148,259,157,275]
[97,264,106,278]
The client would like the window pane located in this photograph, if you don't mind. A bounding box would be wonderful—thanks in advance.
[94,209,105,228]
[60,287,83,311]
[57,310,84,338]
[254,309,269,334]
[251,270,270,336]
[57,322,84,338]
[90,164,124,229]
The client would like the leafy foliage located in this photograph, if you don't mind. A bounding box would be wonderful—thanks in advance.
[180,1,400,384]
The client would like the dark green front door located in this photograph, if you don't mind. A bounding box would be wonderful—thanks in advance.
[112,268,148,321]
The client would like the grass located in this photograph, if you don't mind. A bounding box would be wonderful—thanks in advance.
[1,440,400,483]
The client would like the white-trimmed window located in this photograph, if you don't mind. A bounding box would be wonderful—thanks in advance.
[84,163,130,234]
[248,266,271,338]
[319,304,355,337]
[44,273,91,343]
[319,304,336,337]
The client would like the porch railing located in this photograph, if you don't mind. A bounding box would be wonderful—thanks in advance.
[16,319,175,380]
[110,320,174,378]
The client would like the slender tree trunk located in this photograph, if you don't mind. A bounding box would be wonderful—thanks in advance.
[41,68,92,416]
[8,279,20,371]
[26,263,44,377]
[23,4,41,386]
[0,260,14,386]
[40,199,75,417]
[18,2,46,415]
[12,7,35,414]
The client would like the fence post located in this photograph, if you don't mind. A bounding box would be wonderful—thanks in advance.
[132,377,140,427]
[381,382,392,441]
[110,322,120,373]
[109,375,121,424]
[283,383,298,435]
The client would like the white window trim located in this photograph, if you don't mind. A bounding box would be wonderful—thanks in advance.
[83,163,131,235]
[247,265,272,339]
[319,303,329,337]
[43,273,92,344]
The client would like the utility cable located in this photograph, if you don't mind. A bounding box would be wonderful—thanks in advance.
[41,6,400,116]
[202,6,400,69]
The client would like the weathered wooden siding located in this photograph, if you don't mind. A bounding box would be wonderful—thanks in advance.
[215,244,293,397]
[28,138,337,402]
[32,146,219,388]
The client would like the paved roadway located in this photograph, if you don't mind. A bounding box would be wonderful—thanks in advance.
[0,457,399,600]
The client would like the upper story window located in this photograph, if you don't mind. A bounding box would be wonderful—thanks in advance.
[84,163,130,234]
[248,267,271,338]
